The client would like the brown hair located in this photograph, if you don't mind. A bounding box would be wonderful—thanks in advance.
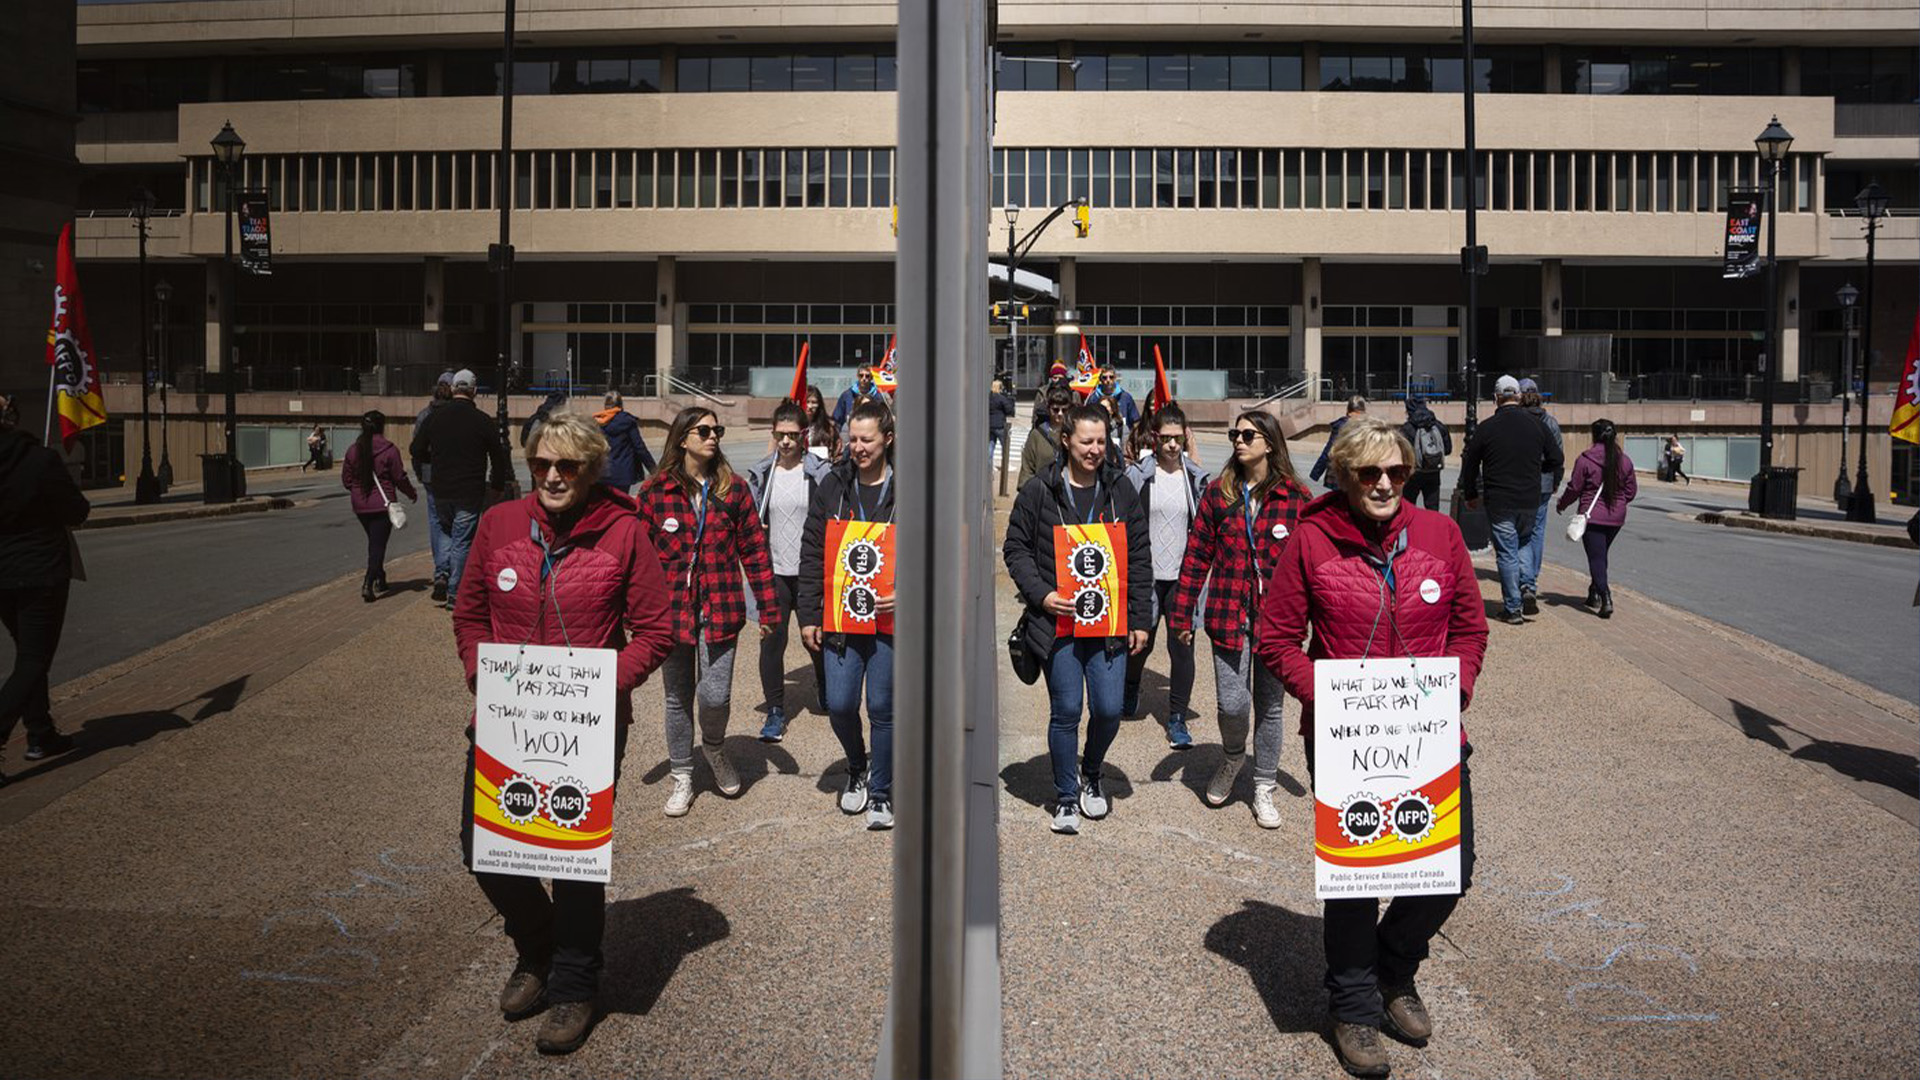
[1221,409,1301,507]
[646,406,735,498]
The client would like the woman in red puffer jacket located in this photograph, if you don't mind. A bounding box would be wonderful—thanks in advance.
[452,411,675,1056]
[1254,417,1488,1080]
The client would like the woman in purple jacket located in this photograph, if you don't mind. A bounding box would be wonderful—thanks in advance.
[1555,419,1636,618]
[342,410,418,602]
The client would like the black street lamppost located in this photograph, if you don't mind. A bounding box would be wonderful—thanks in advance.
[1752,116,1792,518]
[155,277,174,489]
[1847,180,1890,524]
[1835,281,1859,510]
[131,186,162,504]
[209,120,246,503]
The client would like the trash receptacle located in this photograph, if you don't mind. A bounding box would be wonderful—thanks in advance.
[200,453,245,505]
[1759,465,1801,520]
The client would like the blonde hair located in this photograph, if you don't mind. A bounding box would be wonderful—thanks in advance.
[1328,416,1414,487]
[525,410,609,486]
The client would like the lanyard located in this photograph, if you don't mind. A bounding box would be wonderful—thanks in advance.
[1241,483,1262,567]
[689,477,712,551]
[850,470,892,522]
[1063,476,1104,525]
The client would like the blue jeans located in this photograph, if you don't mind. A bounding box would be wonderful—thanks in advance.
[1044,638,1127,804]
[435,500,482,605]
[1523,498,1550,593]
[824,634,894,801]
[1486,508,1535,615]
[423,486,448,580]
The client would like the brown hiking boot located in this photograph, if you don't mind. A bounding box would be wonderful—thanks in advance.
[1381,981,1432,1045]
[535,1000,594,1054]
[1331,1021,1391,1078]
[498,962,546,1019]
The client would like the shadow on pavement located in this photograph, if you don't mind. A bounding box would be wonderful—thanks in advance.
[600,886,730,1016]
[1204,899,1326,1034]
[633,735,800,792]
[1731,700,1920,798]
[999,752,1135,808]
[9,674,253,784]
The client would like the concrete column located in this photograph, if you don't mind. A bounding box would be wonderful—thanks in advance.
[1058,256,1077,311]
[424,52,445,96]
[1301,44,1320,90]
[1301,257,1323,400]
[1543,45,1562,92]
[658,45,677,93]
[423,256,445,331]
[654,255,678,384]
[204,256,226,373]
[1781,48,1801,95]
[1778,259,1802,381]
[1541,258,1564,337]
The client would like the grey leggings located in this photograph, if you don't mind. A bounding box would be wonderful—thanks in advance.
[663,638,738,772]
[1212,636,1287,783]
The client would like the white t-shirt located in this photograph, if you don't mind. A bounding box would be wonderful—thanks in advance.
[767,462,809,577]
[1149,464,1191,581]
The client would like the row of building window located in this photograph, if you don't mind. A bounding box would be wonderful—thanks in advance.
[75,45,1918,110]
[192,148,895,213]
[188,147,1821,216]
[992,148,1820,214]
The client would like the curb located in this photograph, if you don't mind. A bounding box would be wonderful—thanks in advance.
[79,496,305,530]
[1694,510,1918,550]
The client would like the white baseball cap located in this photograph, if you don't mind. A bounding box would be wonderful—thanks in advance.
[1494,375,1521,397]
[451,368,477,389]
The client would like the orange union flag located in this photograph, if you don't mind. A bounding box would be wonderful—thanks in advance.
[824,520,894,634]
[1054,523,1126,638]
[46,222,107,448]
[1891,312,1920,446]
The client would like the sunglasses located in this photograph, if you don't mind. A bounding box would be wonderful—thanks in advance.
[690,424,726,440]
[528,456,583,480]
[1354,464,1413,486]
[1155,433,1185,444]
[1226,428,1266,445]
[773,430,804,442]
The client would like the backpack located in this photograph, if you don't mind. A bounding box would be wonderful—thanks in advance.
[1413,422,1446,471]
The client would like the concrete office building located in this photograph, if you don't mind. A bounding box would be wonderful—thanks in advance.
[63,0,1920,496]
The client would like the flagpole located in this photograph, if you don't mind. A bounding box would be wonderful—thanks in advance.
[44,363,56,446]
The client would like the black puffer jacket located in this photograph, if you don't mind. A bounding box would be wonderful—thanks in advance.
[1002,456,1152,658]
[0,428,90,589]
[797,457,898,630]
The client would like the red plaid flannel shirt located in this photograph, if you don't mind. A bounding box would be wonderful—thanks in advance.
[1167,476,1310,650]
[637,474,779,645]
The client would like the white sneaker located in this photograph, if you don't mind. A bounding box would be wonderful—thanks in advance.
[1252,780,1281,830]
[664,771,694,817]
[866,798,894,831]
[1051,803,1080,835]
[839,770,870,815]
[1078,773,1110,819]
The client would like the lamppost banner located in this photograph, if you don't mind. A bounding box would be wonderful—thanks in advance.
[238,190,273,276]
[1722,191,1763,279]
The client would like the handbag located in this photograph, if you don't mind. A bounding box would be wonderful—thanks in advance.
[1565,484,1603,542]
[1008,621,1041,685]
[372,462,407,530]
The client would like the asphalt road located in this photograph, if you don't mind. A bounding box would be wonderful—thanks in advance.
[26,477,433,686]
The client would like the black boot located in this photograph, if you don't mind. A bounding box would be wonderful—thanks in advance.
[361,574,377,603]
[373,573,388,597]
[1598,590,1614,619]
[1584,584,1601,611]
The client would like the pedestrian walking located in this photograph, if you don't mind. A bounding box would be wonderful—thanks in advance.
[1665,434,1690,484]
[521,390,565,450]
[799,399,899,829]
[637,406,781,818]
[409,369,513,611]
[1016,385,1075,489]
[1310,396,1368,491]
[1458,375,1562,625]
[452,410,676,1055]
[1003,404,1151,835]
[1556,419,1637,619]
[832,367,883,443]
[1399,396,1451,511]
[1518,380,1564,614]
[1088,368,1141,440]
[1167,409,1310,829]
[745,400,830,743]
[989,374,1016,467]
[1121,403,1209,749]
[593,391,656,493]
[0,391,88,783]
[301,423,329,472]
[340,410,417,603]
[1254,417,1489,1080]
[413,375,454,600]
